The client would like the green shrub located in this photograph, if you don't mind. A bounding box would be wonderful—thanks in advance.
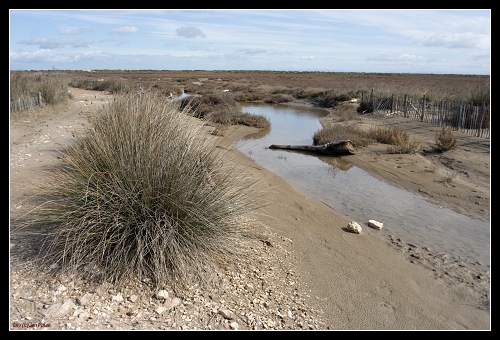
[23,92,267,292]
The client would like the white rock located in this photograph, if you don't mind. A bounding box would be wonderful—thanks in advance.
[155,290,169,300]
[164,297,181,309]
[111,293,124,302]
[347,221,362,234]
[77,293,91,306]
[368,220,384,230]
[155,306,167,315]
[42,299,75,318]
[219,309,234,320]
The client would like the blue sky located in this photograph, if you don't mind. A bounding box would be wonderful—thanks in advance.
[9,9,491,75]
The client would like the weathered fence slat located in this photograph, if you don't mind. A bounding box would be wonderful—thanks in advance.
[360,92,489,139]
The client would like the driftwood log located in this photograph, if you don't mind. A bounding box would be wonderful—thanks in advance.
[269,140,355,155]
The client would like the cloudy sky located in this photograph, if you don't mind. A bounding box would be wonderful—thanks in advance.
[9,9,490,75]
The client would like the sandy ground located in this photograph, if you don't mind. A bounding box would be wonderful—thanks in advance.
[10,88,490,330]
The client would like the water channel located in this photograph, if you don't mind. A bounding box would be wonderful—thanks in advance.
[235,103,490,270]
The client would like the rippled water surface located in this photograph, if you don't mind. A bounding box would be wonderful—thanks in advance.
[236,103,490,269]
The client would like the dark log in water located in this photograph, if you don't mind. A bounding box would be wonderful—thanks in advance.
[269,140,355,155]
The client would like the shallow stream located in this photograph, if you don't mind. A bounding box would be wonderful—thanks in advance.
[236,103,490,270]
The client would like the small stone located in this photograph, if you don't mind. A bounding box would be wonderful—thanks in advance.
[155,306,167,315]
[219,309,234,320]
[346,221,362,234]
[368,220,384,230]
[111,293,124,302]
[155,290,169,300]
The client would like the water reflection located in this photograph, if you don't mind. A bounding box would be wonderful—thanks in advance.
[237,103,490,270]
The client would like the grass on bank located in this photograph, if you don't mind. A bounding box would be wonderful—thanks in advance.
[18,92,269,292]
[178,91,271,130]
[313,106,425,154]
[10,71,70,119]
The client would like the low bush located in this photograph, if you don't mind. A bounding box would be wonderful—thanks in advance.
[179,93,271,129]
[23,92,268,292]
[313,124,374,148]
[432,126,457,152]
[368,125,422,154]
[264,94,294,104]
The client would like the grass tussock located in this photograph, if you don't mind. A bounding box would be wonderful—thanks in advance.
[368,125,423,154]
[313,124,374,148]
[20,92,268,293]
[432,126,457,152]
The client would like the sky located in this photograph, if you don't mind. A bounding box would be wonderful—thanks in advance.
[9,9,491,75]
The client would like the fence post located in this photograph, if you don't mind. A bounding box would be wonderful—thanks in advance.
[370,89,374,114]
[420,95,425,122]
[477,102,485,137]
[38,92,42,105]
[403,94,407,118]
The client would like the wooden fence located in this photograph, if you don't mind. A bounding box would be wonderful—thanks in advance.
[10,87,68,116]
[360,90,490,139]
[10,92,44,114]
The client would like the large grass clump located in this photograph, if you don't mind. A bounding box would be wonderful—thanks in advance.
[27,92,266,292]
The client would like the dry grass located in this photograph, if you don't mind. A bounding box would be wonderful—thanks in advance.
[432,126,457,152]
[15,92,269,293]
[336,105,361,122]
[368,125,423,154]
[312,123,374,148]
[179,93,271,129]
[10,71,70,118]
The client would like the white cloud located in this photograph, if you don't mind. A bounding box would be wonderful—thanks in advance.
[109,26,139,35]
[58,27,93,35]
[176,26,206,38]
[422,33,489,49]
[235,48,267,55]
[19,38,94,49]
[368,53,426,62]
